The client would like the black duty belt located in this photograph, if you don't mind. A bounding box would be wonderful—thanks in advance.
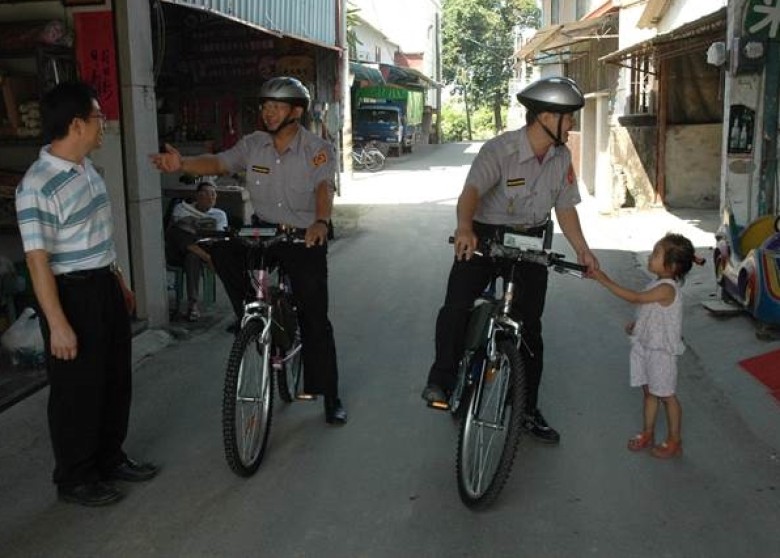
[254,220,307,237]
[473,221,548,239]
[57,265,114,280]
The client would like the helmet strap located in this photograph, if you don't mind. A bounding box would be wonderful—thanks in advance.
[536,114,564,147]
[266,115,299,135]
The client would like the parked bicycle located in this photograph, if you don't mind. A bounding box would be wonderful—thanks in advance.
[202,226,310,476]
[351,141,385,172]
[431,227,586,509]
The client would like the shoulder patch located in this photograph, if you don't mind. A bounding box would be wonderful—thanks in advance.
[313,150,328,167]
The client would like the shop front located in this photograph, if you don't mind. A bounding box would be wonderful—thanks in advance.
[0,0,345,335]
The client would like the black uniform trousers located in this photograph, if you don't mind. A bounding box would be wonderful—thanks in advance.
[427,222,549,411]
[210,239,339,397]
[39,268,131,487]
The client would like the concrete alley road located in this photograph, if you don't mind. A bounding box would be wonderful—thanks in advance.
[1,143,778,557]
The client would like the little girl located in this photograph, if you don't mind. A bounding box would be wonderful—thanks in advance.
[591,233,703,459]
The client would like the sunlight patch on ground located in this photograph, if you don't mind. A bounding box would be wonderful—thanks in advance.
[337,170,719,254]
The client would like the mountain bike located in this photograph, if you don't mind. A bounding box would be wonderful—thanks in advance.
[351,141,385,172]
[433,228,586,509]
[207,227,310,476]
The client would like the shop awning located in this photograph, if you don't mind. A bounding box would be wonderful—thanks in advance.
[350,62,385,85]
[600,7,726,66]
[516,12,618,62]
[379,63,438,89]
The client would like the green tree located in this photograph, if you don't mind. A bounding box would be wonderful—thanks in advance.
[346,2,362,59]
[442,0,539,137]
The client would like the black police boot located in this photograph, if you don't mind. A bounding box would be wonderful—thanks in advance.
[524,408,560,444]
[324,396,347,425]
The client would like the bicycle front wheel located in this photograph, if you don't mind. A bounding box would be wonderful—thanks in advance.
[456,338,526,509]
[277,326,303,403]
[222,319,274,476]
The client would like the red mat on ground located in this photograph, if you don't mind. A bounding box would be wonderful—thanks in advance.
[739,349,780,402]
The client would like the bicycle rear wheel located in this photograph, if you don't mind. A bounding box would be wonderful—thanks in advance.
[277,326,303,402]
[364,150,385,172]
[222,319,274,476]
[456,338,526,509]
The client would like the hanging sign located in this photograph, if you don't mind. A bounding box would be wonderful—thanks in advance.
[74,11,119,120]
[745,0,780,40]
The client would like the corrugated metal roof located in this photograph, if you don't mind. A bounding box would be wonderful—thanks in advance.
[162,0,339,49]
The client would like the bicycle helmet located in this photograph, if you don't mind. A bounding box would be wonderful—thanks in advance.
[259,76,311,110]
[517,77,584,146]
[516,76,584,115]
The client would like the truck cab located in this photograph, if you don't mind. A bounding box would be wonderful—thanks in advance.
[353,103,404,156]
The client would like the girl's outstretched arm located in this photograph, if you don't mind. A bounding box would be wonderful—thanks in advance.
[591,269,675,306]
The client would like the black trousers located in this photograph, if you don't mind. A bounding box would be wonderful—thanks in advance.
[39,269,131,487]
[427,223,549,411]
[210,239,339,397]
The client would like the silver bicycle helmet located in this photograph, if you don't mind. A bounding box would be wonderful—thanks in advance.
[516,76,584,115]
[259,76,311,110]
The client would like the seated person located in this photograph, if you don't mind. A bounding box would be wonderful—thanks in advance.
[165,180,228,321]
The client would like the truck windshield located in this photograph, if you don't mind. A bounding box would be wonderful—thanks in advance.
[360,109,398,124]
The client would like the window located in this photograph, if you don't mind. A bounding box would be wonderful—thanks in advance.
[550,0,560,25]
[375,46,381,63]
[629,56,656,115]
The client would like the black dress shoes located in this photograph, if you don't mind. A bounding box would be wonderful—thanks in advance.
[105,457,159,482]
[58,481,124,507]
[324,396,347,425]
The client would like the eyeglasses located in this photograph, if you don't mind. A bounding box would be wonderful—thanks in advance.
[86,112,107,122]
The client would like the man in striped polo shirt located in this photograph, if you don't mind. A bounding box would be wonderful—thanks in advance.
[15,82,158,507]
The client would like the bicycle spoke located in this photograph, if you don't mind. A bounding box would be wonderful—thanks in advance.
[457,341,524,508]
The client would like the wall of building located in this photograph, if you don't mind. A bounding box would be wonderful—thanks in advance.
[664,123,721,208]
[610,124,657,209]
[353,20,399,64]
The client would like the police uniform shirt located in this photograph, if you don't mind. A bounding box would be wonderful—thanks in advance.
[466,126,581,228]
[217,128,336,229]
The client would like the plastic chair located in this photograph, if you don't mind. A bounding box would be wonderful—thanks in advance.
[166,263,217,316]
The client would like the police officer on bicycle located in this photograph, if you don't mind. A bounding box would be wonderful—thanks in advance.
[422,76,599,443]
[151,76,347,425]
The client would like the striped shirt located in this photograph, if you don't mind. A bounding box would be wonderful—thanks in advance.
[15,147,116,275]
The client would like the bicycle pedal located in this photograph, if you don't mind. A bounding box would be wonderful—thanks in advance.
[296,393,317,401]
[427,400,450,412]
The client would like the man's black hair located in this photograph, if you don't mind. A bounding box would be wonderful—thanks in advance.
[196,180,217,192]
[41,81,98,143]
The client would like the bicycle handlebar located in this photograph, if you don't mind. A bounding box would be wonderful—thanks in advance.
[197,227,306,247]
[447,236,587,276]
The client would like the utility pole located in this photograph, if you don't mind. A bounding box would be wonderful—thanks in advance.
[340,0,353,179]
[430,0,442,144]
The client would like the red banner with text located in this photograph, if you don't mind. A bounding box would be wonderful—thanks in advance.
[74,11,119,120]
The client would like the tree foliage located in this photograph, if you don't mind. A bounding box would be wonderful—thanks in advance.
[441,0,539,134]
[346,2,363,59]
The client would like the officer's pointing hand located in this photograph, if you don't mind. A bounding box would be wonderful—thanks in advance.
[150,143,183,173]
